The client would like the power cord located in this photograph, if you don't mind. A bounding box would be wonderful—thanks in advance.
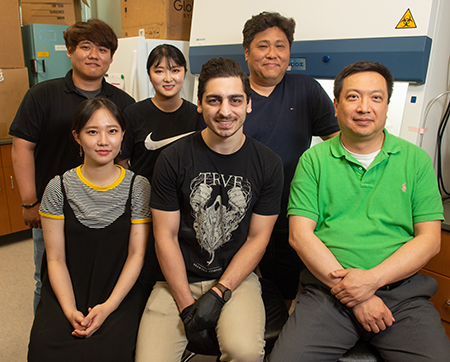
[436,98,450,197]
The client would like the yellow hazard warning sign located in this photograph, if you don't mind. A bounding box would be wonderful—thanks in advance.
[396,9,417,29]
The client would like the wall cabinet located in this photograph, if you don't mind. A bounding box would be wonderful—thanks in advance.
[420,229,450,339]
[0,143,27,236]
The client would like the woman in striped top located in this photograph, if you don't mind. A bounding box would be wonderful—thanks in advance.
[28,98,151,362]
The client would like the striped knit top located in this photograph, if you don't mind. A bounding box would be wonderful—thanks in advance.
[40,165,151,229]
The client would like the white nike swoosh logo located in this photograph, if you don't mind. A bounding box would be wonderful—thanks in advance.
[144,131,195,151]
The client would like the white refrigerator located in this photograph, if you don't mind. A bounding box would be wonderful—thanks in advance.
[105,36,196,103]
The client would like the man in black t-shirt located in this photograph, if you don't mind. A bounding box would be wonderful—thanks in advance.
[135,58,283,362]
[9,19,135,313]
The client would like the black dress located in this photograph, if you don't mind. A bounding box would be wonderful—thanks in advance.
[28,175,146,362]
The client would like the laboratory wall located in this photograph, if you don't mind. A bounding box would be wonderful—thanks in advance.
[87,0,122,36]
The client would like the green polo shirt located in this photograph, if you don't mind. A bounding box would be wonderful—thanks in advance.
[288,129,443,270]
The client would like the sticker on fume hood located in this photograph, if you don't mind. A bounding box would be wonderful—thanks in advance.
[396,9,417,29]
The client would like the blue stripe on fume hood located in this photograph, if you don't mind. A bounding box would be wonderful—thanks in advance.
[189,36,432,84]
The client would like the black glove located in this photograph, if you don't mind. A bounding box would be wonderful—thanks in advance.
[184,327,220,355]
[180,289,225,332]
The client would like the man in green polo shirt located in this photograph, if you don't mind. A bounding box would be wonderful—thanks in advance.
[268,61,450,362]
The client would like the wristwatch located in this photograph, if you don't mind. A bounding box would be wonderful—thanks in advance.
[214,282,232,302]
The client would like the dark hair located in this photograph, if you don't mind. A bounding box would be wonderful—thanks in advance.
[334,61,394,103]
[146,44,187,75]
[242,11,295,50]
[197,58,251,104]
[72,98,126,135]
[64,19,118,56]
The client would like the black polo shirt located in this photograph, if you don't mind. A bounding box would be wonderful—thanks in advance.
[9,70,135,200]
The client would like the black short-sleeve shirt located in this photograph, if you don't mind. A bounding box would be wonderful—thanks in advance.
[121,98,202,183]
[9,70,135,200]
[243,73,340,229]
[151,132,283,282]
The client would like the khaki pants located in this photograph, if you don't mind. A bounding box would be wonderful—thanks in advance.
[135,272,265,362]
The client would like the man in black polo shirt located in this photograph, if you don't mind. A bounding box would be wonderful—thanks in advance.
[9,19,135,312]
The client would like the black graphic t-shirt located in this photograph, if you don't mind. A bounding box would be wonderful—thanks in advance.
[151,132,283,282]
[121,98,203,183]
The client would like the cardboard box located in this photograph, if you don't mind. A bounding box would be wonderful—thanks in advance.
[20,0,88,26]
[121,22,191,41]
[122,0,193,40]
[21,2,76,26]
[0,0,25,68]
[0,68,29,139]
[21,0,71,2]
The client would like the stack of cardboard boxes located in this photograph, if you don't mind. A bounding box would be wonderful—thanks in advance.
[0,0,29,139]
[121,0,194,41]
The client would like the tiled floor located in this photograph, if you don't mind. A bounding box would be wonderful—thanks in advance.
[0,237,34,361]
